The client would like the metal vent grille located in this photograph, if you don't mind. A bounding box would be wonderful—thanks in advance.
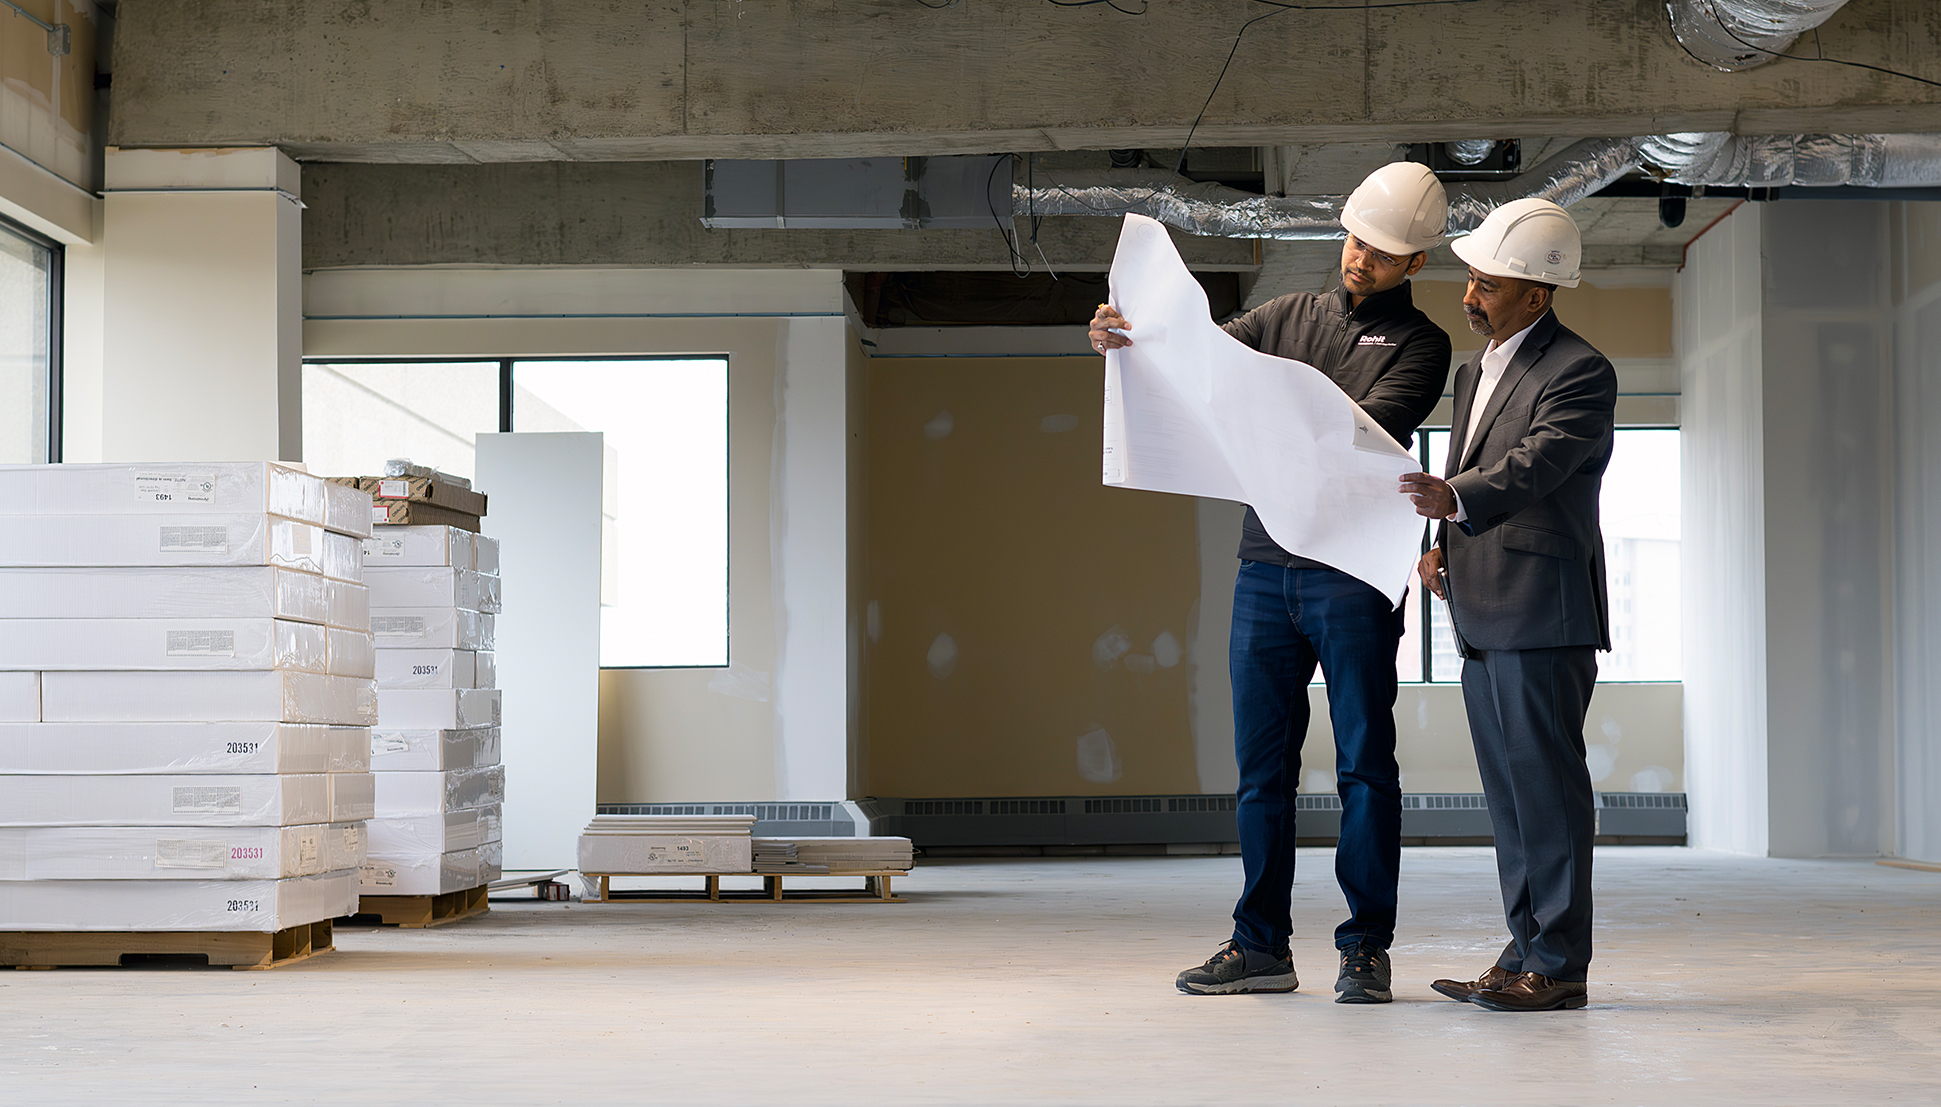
[991,799,1065,814]
[597,802,839,820]
[1294,794,1342,811]
[1170,796,1237,813]
[1598,792,1686,809]
[1408,794,1490,809]
[904,800,985,816]
[1084,798,1167,814]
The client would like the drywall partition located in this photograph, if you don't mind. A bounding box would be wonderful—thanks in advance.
[102,148,302,462]
[1894,203,1941,865]
[475,431,604,870]
[1761,202,1897,859]
[863,352,1685,799]
[773,314,854,800]
[304,266,852,805]
[1676,202,1769,855]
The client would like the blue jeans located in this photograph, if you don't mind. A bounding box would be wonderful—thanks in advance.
[1229,560,1403,955]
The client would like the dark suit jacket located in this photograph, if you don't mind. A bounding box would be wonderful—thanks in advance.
[1440,310,1617,652]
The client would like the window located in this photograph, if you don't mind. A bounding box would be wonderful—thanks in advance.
[0,218,61,463]
[303,357,731,669]
[1405,427,1680,683]
[510,359,728,668]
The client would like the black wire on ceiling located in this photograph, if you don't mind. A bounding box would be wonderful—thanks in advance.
[1678,0,1941,90]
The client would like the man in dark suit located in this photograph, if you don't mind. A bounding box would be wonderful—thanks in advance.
[1397,198,1617,1012]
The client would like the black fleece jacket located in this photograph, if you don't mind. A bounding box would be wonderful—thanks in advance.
[1220,280,1452,568]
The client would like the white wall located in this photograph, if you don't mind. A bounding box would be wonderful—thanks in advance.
[1677,203,1769,855]
[305,266,858,803]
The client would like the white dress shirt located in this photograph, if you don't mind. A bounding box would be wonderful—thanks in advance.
[1451,318,1539,523]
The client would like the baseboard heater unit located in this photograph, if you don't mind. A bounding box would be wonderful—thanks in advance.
[595,802,855,838]
[854,793,1686,849]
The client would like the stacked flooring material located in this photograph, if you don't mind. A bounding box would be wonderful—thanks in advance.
[359,520,505,897]
[352,461,487,532]
[577,814,755,875]
[0,463,376,932]
[752,837,915,875]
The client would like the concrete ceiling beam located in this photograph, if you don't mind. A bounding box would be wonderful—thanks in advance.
[298,161,1258,271]
[111,1,1941,163]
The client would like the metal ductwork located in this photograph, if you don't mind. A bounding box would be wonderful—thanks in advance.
[1011,137,1645,241]
[1665,0,1851,71]
[1640,132,1941,186]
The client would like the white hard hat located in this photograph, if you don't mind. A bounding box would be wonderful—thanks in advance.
[1451,198,1583,288]
[1339,161,1448,256]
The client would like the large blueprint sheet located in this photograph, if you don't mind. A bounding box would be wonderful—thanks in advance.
[1102,214,1426,605]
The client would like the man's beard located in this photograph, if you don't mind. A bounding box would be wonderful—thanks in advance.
[1465,310,1494,337]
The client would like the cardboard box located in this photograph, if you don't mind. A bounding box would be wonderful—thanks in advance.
[0,672,37,722]
[0,514,327,573]
[329,771,376,821]
[0,773,334,827]
[371,501,480,532]
[0,618,329,673]
[370,607,492,650]
[0,822,365,880]
[375,688,500,729]
[369,726,499,771]
[367,805,500,855]
[472,534,499,576]
[577,834,753,875]
[324,580,370,632]
[371,765,505,815]
[375,649,477,690]
[320,479,373,539]
[40,671,379,726]
[361,475,488,518]
[0,868,359,932]
[0,567,329,624]
[364,566,493,612]
[359,847,481,896]
[326,628,376,679]
[0,722,369,775]
[0,463,326,526]
[362,525,472,568]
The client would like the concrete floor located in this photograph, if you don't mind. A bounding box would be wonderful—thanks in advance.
[3,847,1938,1105]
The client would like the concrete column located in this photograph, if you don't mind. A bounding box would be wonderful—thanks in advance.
[101,147,301,462]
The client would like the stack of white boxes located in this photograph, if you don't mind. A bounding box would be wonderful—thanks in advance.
[0,463,377,935]
[361,525,505,898]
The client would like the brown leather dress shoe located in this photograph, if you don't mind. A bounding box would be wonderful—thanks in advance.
[1429,965,1513,1003]
[1470,971,1588,1011]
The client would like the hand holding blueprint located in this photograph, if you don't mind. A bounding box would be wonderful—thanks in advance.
[1101,213,1426,605]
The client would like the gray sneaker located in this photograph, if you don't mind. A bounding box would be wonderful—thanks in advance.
[1334,941,1393,1004]
[1175,940,1298,995]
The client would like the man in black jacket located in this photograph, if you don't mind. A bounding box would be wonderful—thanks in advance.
[1090,162,1452,1002]
[1399,199,1616,1012]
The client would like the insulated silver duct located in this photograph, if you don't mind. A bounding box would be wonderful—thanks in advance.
[1012,137,1644,240]
[1443,139,1497,166]
[1640,132,1941,187]
[1665,0,1851,71]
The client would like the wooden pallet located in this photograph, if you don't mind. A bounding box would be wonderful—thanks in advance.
[346,884,490,928]
[584,871,907,904]
[0,919,334,970]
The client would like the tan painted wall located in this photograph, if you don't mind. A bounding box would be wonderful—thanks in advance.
[865,355,1202,796]
[1412,278,1675,360]
[864,351,1686,801]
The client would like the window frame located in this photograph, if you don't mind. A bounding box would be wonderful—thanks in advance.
[299,353,735,671]
[0,214,64,463]
[1410,423,1682,684]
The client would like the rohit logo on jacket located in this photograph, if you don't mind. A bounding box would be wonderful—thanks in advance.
[1356,335,1397,347]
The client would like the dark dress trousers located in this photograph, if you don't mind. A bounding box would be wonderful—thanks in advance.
[1440,309,1616,983]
